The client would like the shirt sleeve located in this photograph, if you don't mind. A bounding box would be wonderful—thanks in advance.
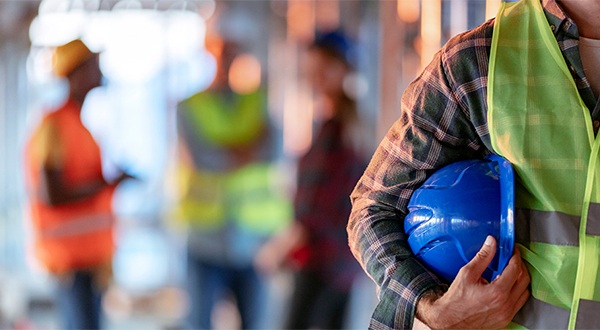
[348,47,488,329]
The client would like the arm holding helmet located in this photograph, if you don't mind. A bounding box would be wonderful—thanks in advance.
[347,22,529,330]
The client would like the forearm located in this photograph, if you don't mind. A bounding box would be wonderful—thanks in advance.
[40,167,112,205]
[348,197,445,329]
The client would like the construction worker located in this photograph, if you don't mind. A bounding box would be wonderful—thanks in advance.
[255,30,367,330]
[25,39,133,330]
[348,0,600,329]
[174,39,292,329]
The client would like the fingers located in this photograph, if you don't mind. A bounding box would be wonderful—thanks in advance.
[512,257,530,287]
[512,286,530,316]
[506,261,530,304]
[462,235,497,280]
[494,247,527,291]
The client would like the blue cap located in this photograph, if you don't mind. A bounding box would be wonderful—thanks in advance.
[312,30,355,67]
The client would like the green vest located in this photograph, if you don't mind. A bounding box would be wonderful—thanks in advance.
[489,0,600,328]
[174,162,292,234]
[182,89,264,147]
[174,164,227,230]
[174,89,291,234]
[225,162,293,234]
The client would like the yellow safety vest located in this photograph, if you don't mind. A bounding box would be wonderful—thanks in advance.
[225,163,293,234]
[181,89,264,147]
[175,88,291,234]
[489,0,600,328]
[174,163,292,234]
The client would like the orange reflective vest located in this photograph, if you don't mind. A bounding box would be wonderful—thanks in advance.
[26,99,114,273]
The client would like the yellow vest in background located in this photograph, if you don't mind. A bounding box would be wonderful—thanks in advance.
[182,89,264,147]
[174,162,292,235]
[174,88,291,235]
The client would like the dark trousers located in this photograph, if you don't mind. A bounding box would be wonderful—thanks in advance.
[284,270,350,330]
[56,270,102,330]
[186,254,266,329]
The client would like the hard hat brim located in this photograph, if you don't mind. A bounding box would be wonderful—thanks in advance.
[486,154,515,280]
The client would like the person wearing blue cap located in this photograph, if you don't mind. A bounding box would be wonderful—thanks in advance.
[255,30,367,329]
[348,0,600,329]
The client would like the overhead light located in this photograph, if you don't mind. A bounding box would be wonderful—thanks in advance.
[29,11,87,47]
[38,0,78,15]
[112,0,143,11]
[166,11,206,60]
[167,49,217,100]
[100,11,166,83]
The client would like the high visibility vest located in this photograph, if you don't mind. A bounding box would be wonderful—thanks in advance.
[225,162,292,234]
[173,164,227,230]
[174,162,292,234]
[181,89,264,147]
[26,100,114,274]
[489,0,600,328]
[175,89,291,233]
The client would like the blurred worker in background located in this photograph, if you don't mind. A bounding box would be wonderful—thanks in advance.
[24,39,134,330]
[255,31,367,330]
[174,37,292,329]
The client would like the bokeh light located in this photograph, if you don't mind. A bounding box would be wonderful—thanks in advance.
[228,54,261,95]
[100,11,166,83]
[29,11,87,47]
[397,0,420,23]
[166,11,206,60]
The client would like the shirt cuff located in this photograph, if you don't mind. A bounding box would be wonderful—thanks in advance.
[369,257,445,330]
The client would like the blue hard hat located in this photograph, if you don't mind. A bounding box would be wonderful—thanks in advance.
[405,155,515,282]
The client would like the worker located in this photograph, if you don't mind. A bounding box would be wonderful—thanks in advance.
[174,38,292,329]
[255,30,367,330]
[24,39,133,330]
[348,0,600,329]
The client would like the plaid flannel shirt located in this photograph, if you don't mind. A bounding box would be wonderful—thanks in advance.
[348,1,598,329]
[296,117,367,291]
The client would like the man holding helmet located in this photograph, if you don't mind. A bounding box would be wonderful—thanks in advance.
[348,0,600,329]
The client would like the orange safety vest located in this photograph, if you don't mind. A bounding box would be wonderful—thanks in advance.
[25,99,114,273]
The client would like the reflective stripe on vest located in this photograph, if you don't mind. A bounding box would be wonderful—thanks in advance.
[37,213,113,239]
[175,162,292,234]
[225,162,292,234]
[489,0,600,328]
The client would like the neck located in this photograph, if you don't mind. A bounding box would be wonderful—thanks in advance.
[69,89,88,108]
[558,0,600,39]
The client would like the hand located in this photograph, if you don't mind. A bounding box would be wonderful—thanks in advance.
[254,238,287,275]
[114,171,138,185]
[254,222,307,275]
[416,236,530,330]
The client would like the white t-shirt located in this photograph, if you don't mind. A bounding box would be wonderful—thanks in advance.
[579,36,600,100]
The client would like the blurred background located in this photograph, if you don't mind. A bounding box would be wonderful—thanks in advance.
[0,0,499,329]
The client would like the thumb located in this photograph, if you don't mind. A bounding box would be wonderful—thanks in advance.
[463,235,496,280]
